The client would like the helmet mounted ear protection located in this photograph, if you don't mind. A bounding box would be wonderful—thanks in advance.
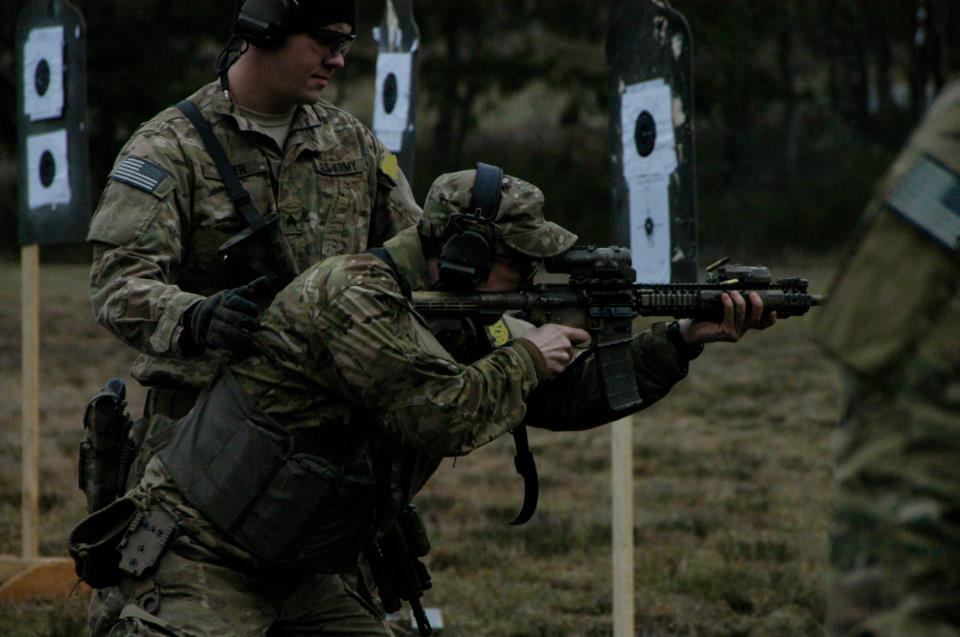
[234,0,298,47]
[437,163,505,290]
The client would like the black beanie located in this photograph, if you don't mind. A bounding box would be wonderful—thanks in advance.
[290,0,358,34]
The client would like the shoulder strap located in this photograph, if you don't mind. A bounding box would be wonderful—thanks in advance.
[175,100,265,230]
[366,247,412,299]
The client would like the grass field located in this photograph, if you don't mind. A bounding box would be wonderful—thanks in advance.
[0,260,842,636]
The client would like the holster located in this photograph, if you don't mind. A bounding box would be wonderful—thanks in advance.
[79,379,135,513]
[69,498,179,590]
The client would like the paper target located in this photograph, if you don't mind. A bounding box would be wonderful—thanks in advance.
[620,78,678,283]
[26,129,71,209]
[373,53,414,152]
[23,26,65,122]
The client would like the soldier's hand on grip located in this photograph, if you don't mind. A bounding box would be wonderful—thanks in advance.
[679,291,778,344]
[185,277,270,354]
[521,324,591,379]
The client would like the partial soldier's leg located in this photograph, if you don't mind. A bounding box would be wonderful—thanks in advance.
[828,388,960,637]
[101,543,283,637]
[270,572,394,637]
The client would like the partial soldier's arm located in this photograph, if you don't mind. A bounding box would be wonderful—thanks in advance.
[521,321,691,431]
[88,122,204,358]
[365,131,422,247]
[313,262,543,458]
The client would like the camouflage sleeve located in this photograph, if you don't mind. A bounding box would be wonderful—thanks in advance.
[523,322,689,431]
[320,267,540,458]
[365,131,422,247]
[88,122,204,357]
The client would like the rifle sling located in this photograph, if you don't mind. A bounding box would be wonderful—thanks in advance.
[175,100,266,231]
[509,424,539,525]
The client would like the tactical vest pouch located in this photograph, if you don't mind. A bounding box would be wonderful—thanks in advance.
[159,368,376,573]
[69,497,139,589]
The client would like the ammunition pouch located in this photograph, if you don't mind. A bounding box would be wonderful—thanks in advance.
[68,497,138,589]
[157,368,377,574]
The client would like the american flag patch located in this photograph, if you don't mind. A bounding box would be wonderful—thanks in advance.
[111,156,170,194]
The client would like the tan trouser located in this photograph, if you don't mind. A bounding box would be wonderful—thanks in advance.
[91,546,393,637]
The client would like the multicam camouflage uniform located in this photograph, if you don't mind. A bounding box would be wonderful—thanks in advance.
[815,81,960,636]
[88,80,420,393]
[92,172,693,636]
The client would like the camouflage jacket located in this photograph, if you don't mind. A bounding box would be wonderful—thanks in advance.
[141,225,691,570]
[88,81,421,389]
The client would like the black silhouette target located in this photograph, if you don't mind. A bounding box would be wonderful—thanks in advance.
[39,150,56,187]
[383,73,398,114]
[634,110,656,157]
[34,59,50,96]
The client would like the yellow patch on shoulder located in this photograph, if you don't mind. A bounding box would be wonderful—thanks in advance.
[379,152,400,182]
[486,319,512,347]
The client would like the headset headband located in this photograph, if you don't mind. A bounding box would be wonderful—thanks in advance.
[466,162,504,221]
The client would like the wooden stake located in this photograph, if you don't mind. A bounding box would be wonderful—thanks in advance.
[21,244,40,560]
[611,416,634,637]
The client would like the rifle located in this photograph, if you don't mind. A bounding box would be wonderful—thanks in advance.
[367,505,434,636]
[412,246,823,411]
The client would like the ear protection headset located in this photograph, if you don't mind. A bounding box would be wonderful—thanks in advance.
[234,0,299,47]
[437,162,505,290]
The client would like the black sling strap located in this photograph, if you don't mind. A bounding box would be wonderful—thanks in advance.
[175,100,266,230]
[367,247,412,299]
[508,424,539,525]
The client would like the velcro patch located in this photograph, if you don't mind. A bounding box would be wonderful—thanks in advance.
[886,155,960,252]
[486,319,512,347]
[379,152,400,182]
[111,156,171,195]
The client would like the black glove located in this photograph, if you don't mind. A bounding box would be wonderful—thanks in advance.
[182,277,269,354]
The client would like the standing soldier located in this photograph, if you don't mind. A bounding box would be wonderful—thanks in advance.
[87,0,420,425]
[815,80,960,635]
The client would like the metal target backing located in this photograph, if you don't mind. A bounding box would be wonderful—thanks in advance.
[16,0,89,246]
[607,0,697,283]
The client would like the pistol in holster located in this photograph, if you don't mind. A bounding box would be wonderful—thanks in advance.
[218,212,300,293]
[79,379,135,513]
[368,504,434,636]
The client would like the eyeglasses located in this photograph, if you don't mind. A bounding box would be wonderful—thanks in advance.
[308,28,357,59]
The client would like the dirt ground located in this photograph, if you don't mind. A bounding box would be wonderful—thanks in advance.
[0,259,841,636]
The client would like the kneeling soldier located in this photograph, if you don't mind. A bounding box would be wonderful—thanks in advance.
[77,167,772,636]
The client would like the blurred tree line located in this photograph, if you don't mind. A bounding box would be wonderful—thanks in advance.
[0,0,956,258]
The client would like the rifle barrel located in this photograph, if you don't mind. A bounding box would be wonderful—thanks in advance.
[411,285,821,323]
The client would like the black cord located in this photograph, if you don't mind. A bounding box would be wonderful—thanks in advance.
[215,35,248,100]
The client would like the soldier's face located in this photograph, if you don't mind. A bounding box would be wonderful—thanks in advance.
[475,257,539,292]
[272,23,352,104]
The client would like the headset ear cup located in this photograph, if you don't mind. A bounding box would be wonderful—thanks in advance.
[234,0,292,46]
[438,230,494,289]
